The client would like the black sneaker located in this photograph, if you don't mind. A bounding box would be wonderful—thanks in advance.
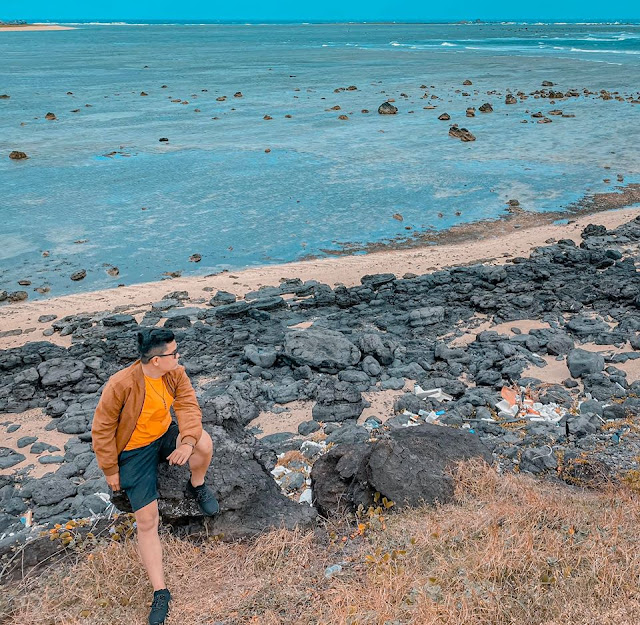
[186,479,220,516]
[148,588,171,625]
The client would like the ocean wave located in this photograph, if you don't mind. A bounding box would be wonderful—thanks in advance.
[569,47,640,54]
[440,42,457,46]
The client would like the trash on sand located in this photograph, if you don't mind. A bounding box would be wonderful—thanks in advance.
[20,510,33,528]
[414,385,454,402]
[496,386,567,423]
[363,416,383,429]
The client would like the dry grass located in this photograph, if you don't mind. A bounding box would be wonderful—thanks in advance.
[3,460,640,624]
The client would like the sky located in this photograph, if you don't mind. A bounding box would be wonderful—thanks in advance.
[2,0,639,22]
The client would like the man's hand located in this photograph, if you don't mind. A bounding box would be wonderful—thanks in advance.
[167,444,193,466]
[106,471,121,492]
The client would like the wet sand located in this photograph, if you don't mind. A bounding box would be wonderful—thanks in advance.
[0,25,75,32]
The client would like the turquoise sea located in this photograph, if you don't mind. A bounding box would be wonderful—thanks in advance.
[1,22,639,298]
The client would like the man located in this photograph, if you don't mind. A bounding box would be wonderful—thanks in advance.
[92,327,219,625]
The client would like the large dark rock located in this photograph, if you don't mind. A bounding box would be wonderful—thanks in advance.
[284,328,361,372]
[311,425,492,516]
[153,424,317,538]
[567,349,605,378]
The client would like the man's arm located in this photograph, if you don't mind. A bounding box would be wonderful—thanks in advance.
[172,369,203,446]
[91,380,125,477]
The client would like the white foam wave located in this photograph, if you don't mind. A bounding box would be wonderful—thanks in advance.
[440,42,456,46]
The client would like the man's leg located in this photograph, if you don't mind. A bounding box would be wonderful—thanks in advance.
[180,430,218,515]
[135,499,165,591]
[184,429,213,487]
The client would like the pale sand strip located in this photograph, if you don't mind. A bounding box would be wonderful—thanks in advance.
[0,25,76,32]
[1,207,639,352]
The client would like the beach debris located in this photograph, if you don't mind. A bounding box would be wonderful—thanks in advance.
[9,150,28,160]
[324,564,343,578]
[414,385,454,402]
[505,94,517,104]
[70,269,87,281]
[393,213,403,221]
[478,102,493,113]
[189,253,202,263]
[378,101,398,115]
[45,112,56,120]
[448,124,476,142]
[438,112,451,121]
[495,385,566,423]
[299,489,313,505]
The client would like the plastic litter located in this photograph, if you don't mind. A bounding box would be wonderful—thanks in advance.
[363,416,383,430]
[324,564,343,578]
[299,488,313,505]
[20,510,33,528]
[414,385,453,402]
[496,386,567,423]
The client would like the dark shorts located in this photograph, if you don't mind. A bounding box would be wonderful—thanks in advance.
[118,422,179,512]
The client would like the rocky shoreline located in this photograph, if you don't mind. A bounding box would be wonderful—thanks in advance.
[1,215,640,577]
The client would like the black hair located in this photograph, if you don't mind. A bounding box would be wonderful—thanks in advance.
[137,328,175,364]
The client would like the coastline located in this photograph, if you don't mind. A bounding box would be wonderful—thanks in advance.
[0,24,75,31]
[1,204,639,352]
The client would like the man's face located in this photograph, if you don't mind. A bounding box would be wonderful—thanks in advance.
[151,340,180,372]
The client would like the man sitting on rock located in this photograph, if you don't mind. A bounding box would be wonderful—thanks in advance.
[92,327,218,625]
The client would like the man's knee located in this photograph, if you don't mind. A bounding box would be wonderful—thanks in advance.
[135,502,159,533]
[196,430,213,456]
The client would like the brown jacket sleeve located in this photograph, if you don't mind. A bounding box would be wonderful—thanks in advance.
[172,368,203,446]
[91,380,125,476]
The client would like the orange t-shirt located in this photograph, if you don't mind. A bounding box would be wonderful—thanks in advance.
[124,376,174,451]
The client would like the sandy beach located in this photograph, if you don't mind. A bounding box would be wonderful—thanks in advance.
[0,24,75,31]
[1,206,638,351]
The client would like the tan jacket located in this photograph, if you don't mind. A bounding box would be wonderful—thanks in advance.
[91,360,203,476]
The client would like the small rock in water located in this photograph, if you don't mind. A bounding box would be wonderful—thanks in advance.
[448,125,476,142]
[8,291,28,302]
[9,150,28,160]
[189,253,202,263]
[378,101,398,115]
[106,266,120,276]
[393,213,403,221]
[45,112,57,120]
[70,269,87,281]
[438,113,451,121]
[159,137,169,142]
[479,102,493,113]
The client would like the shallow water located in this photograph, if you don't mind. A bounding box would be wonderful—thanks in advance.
[1,22,639,298]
